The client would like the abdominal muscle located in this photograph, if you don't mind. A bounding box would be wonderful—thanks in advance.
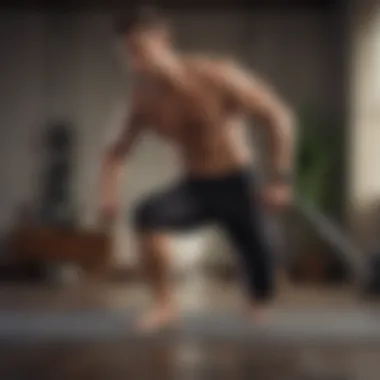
[178,119,255,178]
[144,80,256,177]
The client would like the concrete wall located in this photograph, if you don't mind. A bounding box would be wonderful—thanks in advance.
[347,0,380,250]
[0,9,342,266]
[0,11,46,233]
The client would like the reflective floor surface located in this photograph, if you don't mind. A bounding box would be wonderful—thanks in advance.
[0,341,379,380]
[0,278,378,380]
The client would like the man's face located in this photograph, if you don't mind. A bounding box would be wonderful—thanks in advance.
[125,28,169,73]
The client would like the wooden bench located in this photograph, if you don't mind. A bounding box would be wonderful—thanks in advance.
[8,226,112,277]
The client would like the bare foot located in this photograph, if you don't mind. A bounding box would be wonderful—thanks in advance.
[136,306,179,333]
[244,304,271,324]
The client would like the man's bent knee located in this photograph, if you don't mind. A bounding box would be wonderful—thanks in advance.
[133,199,157,231]
[133,196,172,232]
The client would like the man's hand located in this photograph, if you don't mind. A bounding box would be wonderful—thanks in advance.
[98,152,122,230]
[98,196,118,229]
[97,89,144,232]
[261,182,293,212]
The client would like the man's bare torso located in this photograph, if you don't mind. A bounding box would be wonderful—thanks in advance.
[135,56,254,176]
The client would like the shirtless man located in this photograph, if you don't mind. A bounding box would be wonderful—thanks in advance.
[99,7,295,331]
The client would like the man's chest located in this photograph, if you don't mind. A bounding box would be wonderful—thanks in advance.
[142,84,199,138]
[141,78,224,139]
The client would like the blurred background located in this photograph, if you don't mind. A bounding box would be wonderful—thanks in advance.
[0,0,379,378]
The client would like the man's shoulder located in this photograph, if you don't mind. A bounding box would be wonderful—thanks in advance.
[183,54,237,75]
[183,54,255,84]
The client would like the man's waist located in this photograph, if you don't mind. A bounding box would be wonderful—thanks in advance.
[184,162,255,185]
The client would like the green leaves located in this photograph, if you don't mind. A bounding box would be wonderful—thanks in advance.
[295,108,341,216]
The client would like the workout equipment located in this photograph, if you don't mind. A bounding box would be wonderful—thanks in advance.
[38,122,77,227]
[294,197,370,291]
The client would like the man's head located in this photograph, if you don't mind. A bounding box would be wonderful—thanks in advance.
[114,7,173,73]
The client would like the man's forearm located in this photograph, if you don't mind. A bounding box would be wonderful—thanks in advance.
[267,110,296,179]
[100,150,125,203]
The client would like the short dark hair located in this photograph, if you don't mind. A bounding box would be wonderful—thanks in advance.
[114,7,166,36]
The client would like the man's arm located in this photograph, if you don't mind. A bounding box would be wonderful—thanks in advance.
[99,95,145,216]
[214,61,296,180]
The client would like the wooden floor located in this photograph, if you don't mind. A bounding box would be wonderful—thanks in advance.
[0,342,379,380]
[0,278,379,380]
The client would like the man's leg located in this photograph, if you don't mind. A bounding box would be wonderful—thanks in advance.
[225,217,275,322]
[215,173,276,322]
[132,181,211,331]
[136,230,178,331]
